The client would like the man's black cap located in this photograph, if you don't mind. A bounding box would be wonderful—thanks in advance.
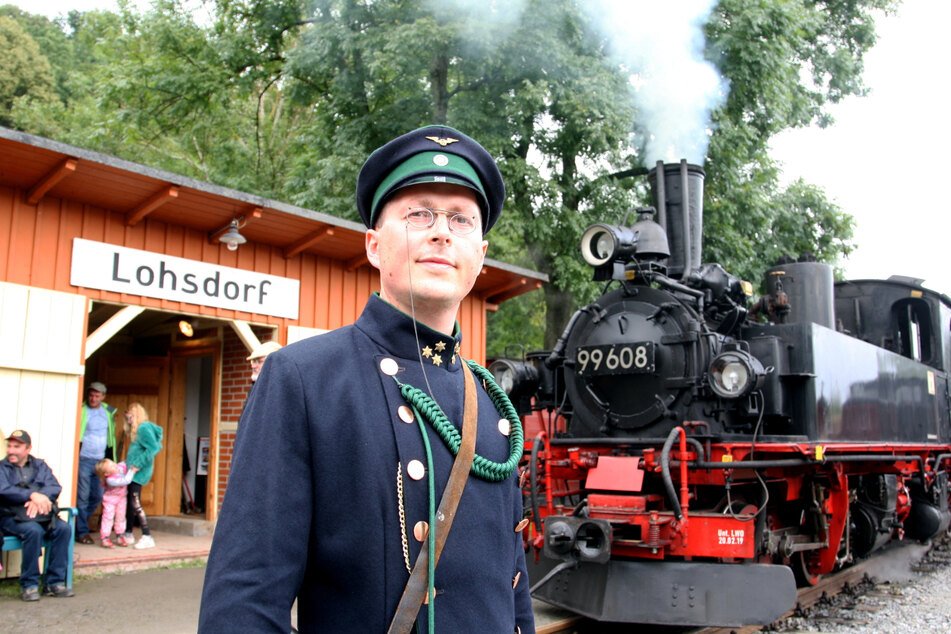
[6,429,31,445]
[356,125,505,234]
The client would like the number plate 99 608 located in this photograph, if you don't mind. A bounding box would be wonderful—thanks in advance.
[574,342,655,376]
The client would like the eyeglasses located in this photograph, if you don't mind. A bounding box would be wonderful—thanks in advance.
[404,207,478,236]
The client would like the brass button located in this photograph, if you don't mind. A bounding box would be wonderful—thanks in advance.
[407,460,425,481]
[498,418,511,436]
[413,521,429,542]
[379,358,399,376]
[398,405,414,423]
[515,518,529,532]
[512,571,521,588]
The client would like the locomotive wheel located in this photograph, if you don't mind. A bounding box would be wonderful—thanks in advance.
[792,552,822,587]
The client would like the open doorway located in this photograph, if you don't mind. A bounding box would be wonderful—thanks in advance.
[86,303,222,521]
[174,351,217,516]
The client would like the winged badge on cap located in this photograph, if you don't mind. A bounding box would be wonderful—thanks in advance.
[425,136,459,147]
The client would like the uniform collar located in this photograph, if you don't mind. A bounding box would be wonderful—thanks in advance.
[356,294,464,371]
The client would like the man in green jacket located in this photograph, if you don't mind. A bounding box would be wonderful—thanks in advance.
[76,381,116,544]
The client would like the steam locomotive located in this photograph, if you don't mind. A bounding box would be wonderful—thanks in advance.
[491,162,951,627]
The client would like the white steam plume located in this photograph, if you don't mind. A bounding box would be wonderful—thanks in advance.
[421,0,725,165]
[423,0,528,42]
[587,0,728,165]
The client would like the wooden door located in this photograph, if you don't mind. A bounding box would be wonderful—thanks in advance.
[0,282,86,506]
[98,356,172,517]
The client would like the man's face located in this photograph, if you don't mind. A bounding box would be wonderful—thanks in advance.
[86,389,104,408]
[250,358,265,382]
[366,183,488,320]
[5,439,29,466]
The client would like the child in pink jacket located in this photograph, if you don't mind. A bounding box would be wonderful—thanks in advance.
[94,458,138,548]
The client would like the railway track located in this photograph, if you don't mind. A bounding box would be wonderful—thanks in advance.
[694,557,879,634]
[534,560,879,634]
[535,536,951,634]
[698,537,948,634]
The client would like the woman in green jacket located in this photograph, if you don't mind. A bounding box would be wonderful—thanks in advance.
[123,403,164,550]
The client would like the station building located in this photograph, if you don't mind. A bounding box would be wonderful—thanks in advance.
[0,126,545,534]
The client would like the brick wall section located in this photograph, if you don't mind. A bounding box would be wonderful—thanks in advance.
[216,431,235,509]
[217,326,275,511]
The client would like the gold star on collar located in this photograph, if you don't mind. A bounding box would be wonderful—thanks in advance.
[426,136,459,147]
[432,354,443,367]
[421,345,433,359]
[434,341,447,352]
[451,342,460,364]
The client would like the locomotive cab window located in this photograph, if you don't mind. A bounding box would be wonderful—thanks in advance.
[891,298,933,363]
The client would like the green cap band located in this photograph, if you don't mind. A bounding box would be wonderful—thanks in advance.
[370,151,486,224]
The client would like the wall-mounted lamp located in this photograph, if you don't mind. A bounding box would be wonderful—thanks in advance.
[178,320,196,337]
[210,217,247,251]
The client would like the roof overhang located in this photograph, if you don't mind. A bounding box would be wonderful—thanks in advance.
[0,126,547,303]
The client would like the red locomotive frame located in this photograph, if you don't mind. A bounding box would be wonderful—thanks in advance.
[521,410,948,616]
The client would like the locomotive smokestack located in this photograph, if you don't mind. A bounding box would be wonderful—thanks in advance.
[648,161,704,280]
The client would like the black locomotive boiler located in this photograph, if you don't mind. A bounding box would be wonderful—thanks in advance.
[492,162,951,627]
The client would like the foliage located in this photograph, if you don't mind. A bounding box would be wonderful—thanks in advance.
[486,291,546,360]
[3,0,896,351]
[700,0,888,283]
[0,13,56,125]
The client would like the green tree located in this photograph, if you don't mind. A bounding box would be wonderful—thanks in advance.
[5,0,894,351]
[701,0,890,281]
[0,14,56,126]
[0,5,71,101]
[76,0,301,195]
[7,7,136,152]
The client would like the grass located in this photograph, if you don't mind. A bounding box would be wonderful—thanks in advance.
[0,578,22,598]
[0,556,207,593]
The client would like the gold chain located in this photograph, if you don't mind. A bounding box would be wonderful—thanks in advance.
[397,463,411,574]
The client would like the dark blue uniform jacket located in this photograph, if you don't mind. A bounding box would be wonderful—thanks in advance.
[199,295,535,633]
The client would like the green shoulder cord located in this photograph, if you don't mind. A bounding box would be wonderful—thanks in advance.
[392,360,524,634]
[395,360,523,482]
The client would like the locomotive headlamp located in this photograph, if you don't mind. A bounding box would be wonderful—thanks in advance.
[580,224,637,267]
[708,350,766,399]
[489,359,539,398]
[488,358,541,416]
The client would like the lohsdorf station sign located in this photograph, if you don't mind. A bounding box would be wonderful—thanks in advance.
[70,238,300,319]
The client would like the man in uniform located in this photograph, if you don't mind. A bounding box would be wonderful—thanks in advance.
[0,430,75,601]
[76,381,117,543]
[199,126,535,633]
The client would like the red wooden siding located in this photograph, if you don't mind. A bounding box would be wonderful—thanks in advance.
[0,185,491,363]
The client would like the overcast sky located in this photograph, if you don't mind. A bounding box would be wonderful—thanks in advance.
[11,0,949,295]
[771,1,951,296]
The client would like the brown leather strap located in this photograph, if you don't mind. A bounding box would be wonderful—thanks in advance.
[387,362,479,634]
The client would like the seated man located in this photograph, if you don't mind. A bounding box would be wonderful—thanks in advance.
[0,430,75,601]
